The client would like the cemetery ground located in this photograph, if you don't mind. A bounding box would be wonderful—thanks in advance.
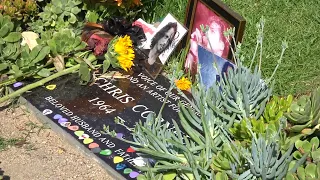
[0,102,113,180]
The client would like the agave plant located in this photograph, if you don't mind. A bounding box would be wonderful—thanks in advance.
[285,87,320,136]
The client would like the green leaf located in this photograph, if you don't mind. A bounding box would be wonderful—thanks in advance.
[310,137,319,149]
[293,151,302,160]
[285,174,296,180]
[3,32,21,42]
[79,62,90,83]
[37,68,51,77]
[86,11,99,23]
[312,149,320,162]
[31,46,50,65]
[11,65,23,77]
[302,141,312,152]
[317,162,320,178]
[136,174,148,180]
[0,25,10,38]
[297,166,306,180]
[216,172,228,180]
[29,45,43,60]
[163,172,176,180]
[306,163,317,178]
[71,7,81,14]
[68,13,77,24]
[103,60,110,73]
[0,63,8,71]
[295,140,305,149]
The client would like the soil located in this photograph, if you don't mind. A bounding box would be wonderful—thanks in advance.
[0,103,114,180]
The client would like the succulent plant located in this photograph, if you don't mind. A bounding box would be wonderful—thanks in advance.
[231,136,307,180]
[215,65,273,121]
[260,95,293,123]
[0,0,38,21]
[0,14,23,73]
[47,29,86,56]
[14,44,51,77]
[28,0,83,35]
[292,137,320,163]
[39,0,82,26]
[286,162,320,180]
[285,87,320,136]
[0,14,22,44]
[45,29,86,72]
[211,142,244,172]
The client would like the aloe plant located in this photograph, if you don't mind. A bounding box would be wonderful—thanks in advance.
[285,87,320,136]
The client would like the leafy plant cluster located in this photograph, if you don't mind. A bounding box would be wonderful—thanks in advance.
[100,19,320,180]
[0,0,38,22]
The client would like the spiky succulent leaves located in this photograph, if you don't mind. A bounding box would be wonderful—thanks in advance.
[285,87,320,134]
[234,136,300,180]
[217,65,273,121]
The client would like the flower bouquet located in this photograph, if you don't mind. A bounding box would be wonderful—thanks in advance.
[103,35,135,73]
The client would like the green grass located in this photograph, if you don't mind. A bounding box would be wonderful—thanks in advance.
[0,136,23,151]
[153,0,320,96]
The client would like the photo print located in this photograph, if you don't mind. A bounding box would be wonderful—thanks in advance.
[183,0,246,75]
[132,18,157,48]
[143,13,188,79]
[197,45,234,89]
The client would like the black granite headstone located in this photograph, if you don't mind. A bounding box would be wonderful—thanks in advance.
[13,71,197,179]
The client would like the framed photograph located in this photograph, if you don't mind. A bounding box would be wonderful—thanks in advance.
[182,0,246,75]
[142,13,188,79]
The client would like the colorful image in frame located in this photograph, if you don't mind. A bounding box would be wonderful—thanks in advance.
[143,13,188,79]
[183,0,246,75]
[198,45,234,89]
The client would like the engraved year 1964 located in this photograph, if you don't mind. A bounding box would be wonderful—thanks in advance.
[88,97,116,114]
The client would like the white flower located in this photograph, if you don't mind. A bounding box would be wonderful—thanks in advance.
[132,157,147,167]
[21,31,39,50]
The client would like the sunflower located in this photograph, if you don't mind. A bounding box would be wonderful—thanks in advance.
[175,77,192,91]
[114,35,135,71]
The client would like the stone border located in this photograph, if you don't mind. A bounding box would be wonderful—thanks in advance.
[18,96,126,180]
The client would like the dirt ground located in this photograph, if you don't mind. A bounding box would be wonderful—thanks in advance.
[0,104,114,180]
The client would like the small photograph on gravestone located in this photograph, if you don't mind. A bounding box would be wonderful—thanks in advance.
[140,13,188,79]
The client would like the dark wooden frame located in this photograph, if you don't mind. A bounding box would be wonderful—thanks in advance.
[182,0,246,62]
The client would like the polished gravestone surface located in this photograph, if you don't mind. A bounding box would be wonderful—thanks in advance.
[14,70,195,179]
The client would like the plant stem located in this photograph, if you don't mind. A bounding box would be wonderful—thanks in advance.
[0,56,96,104]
